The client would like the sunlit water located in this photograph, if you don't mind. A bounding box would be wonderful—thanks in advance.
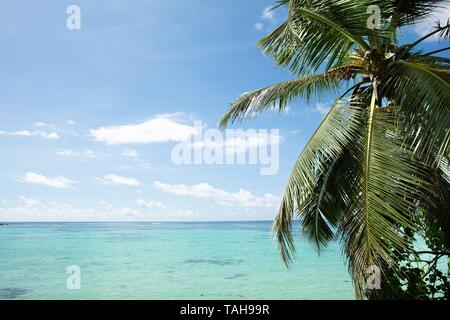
[0,221,354,299]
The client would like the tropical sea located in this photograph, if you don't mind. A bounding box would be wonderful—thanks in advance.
[0,221,354,300]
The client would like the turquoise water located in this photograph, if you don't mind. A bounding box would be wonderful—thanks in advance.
[0,221,354,299]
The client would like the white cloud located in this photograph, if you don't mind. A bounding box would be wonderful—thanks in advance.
[56,149,97,160]
[0,197,195,221]
[19,196,41,208]
[414,6,450,40]
[254,22,264,31]
[20,172,74,189]
[311,102,331,115]
[45,132,60,139]
[122,148,139,158]
[56,150,74,156]
[97,174,141,186]
[262,6,275,21]
[154,181,280,208]
[34,122,51,127]
[90,113,197,145]
[136,199,167,209]
[0,130,59,140]
[135,199,194,218]
[254,6,276,31]
[0,197,140,221]
[188,131,281,154]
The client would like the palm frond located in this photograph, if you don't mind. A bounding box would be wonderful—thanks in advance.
[258,0,373,75]
[274,98,365,263]
[340,103,434,291]
[387,0,449,28]
[380,61,450,163]
[222,0,450,296]
[404,20,450,53]
[219,66,360,127]
[411,54,450,66]
[420,158,450,246]
[297,159,338,251]
[298,146,358,252]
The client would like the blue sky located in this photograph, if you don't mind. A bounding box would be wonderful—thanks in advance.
[0,0,448,221]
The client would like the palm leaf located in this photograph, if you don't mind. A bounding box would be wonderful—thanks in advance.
[273,98,365,263]
[219,66,360,127]
[380,61,450,164]
[258,0,372,75]
[340,102,434,291]
[387,0,449,28]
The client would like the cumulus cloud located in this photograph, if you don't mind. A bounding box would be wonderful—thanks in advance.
[0,197,140,221]
[19,196,41,208]
[20,172,74,189]
[135,199,193,217]
[187,130,281,154]
[0,130,59,140]
[136,199,167,209]
[90,113,197,145]
[154,181,280,208]
[97,174,141,186]
[56,149,98,160]
[34,122,52,128]
[0,197,194,221]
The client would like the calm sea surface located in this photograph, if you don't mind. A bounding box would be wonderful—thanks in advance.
[0,221,354,299]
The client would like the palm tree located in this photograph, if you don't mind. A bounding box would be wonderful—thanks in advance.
[220,0,450,297]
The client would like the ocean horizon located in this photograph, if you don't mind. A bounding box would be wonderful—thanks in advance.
[0,221,355,299]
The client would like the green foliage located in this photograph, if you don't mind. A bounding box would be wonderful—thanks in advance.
[367,216,450,300]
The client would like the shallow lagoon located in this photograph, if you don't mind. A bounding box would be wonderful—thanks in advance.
[0,221,354,299]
